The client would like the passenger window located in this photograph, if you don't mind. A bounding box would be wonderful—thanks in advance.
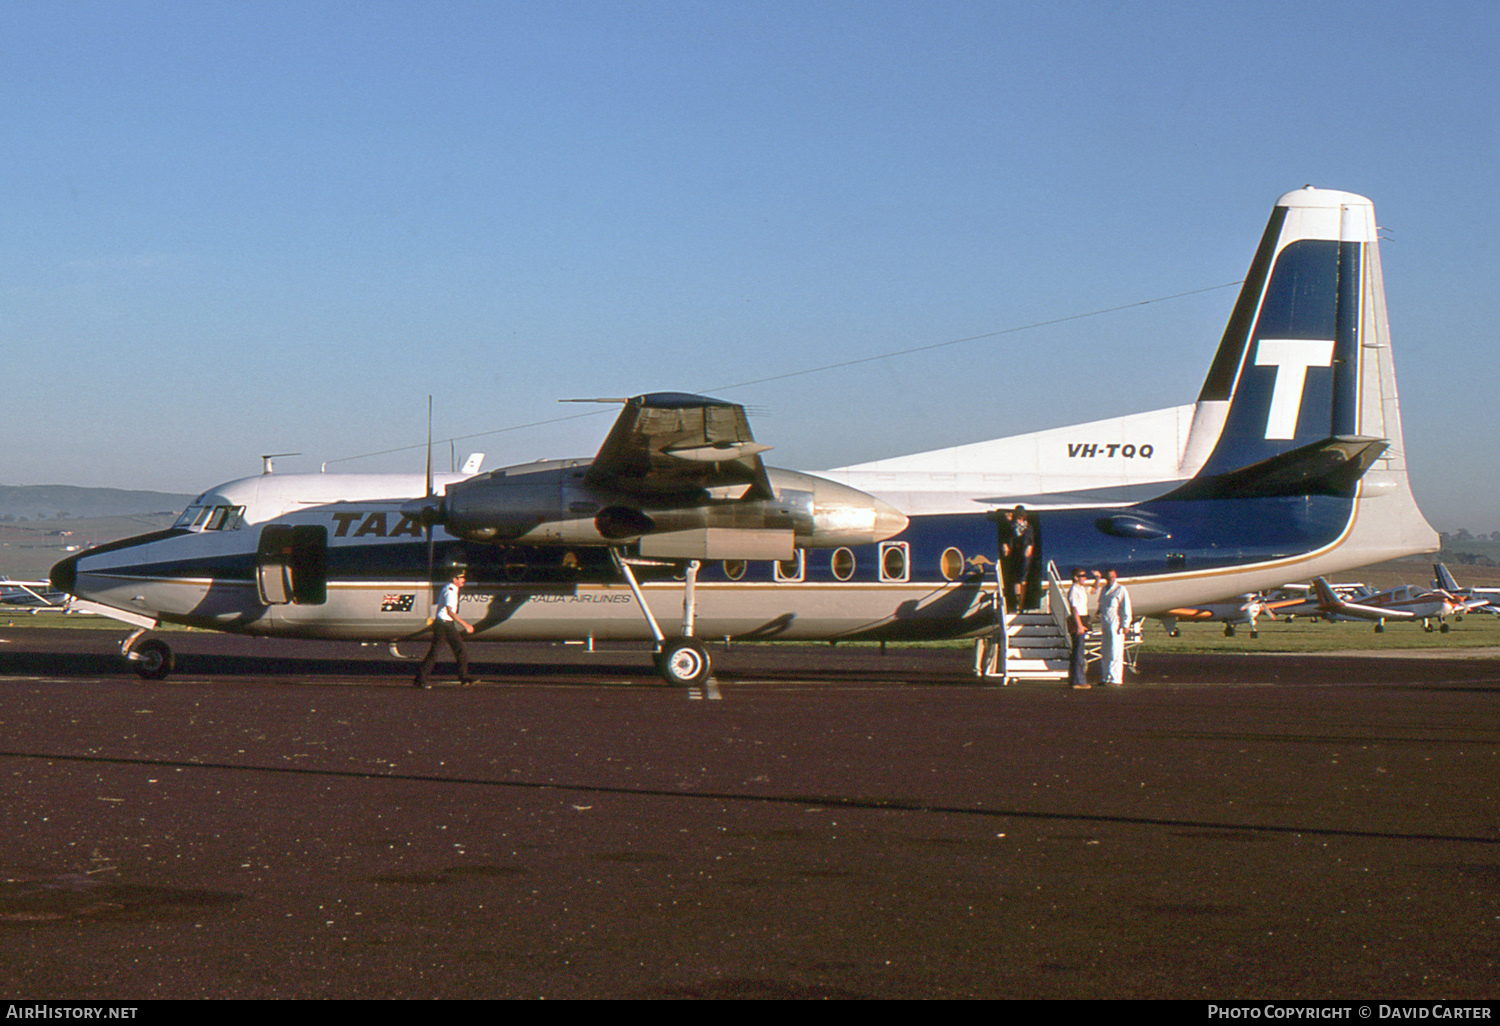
[831,547,855,581]
[774,551,804,583]
[879,542,909,583]
[940,547,965,581]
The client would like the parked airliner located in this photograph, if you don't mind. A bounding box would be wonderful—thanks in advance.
[50,187,1438,684]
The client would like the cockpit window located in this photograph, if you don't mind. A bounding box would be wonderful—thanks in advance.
[175,505,246,531]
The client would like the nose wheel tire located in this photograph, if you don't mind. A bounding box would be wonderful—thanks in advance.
[656,638,711,686]
[132,638,175,681]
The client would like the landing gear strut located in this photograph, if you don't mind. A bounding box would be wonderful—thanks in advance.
[613,551,714,687]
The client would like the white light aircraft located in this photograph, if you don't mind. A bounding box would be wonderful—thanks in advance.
[1152,593,1305,639]
[51,187,1439,684]
[1432,563,1500,616]
[1308,577,1484,633]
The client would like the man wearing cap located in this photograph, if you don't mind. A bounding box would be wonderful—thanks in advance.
[414,568,479,689]
[1067,567,1094,690]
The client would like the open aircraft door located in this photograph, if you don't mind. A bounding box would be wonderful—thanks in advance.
[256,525,328,606]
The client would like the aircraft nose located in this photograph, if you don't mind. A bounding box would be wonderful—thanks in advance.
[50,553,78,594]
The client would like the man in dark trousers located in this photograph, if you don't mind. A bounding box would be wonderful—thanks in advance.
[1067,567,1095,690]
[999,505,1037,611]
[414,568,479,689]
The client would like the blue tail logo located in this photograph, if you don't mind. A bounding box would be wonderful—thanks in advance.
[1194,227,1363,478]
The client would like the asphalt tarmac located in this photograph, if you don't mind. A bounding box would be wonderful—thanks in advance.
[0,627,1496,1000]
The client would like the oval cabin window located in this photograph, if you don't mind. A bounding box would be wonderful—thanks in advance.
[940,547,965,581]
[831,547,856,581]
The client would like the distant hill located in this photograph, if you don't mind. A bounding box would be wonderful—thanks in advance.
[0,484,193,521]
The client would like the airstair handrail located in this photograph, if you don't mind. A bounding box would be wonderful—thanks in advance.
[1045,560,1071,637]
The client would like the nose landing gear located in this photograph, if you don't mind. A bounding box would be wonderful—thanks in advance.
[121,629,174,681]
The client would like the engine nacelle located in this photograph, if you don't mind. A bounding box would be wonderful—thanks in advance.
[412,460,908,555]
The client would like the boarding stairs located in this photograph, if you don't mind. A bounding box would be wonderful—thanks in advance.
[974,562,1140,684]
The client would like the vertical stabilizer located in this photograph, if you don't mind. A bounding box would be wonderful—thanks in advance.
[1192,188,1370,477]
[1187,187,1434,557]
[1434,563,1460,593]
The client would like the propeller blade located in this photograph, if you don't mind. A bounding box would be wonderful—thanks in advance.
[424,396,434,500]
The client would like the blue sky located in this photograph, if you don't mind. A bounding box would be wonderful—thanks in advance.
[3,0,1495,531]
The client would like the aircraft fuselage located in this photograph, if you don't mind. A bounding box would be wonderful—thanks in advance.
[53,488,1369,645]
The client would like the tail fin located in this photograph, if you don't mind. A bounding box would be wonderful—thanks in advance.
[1434,563,1460,592]
[1312,576,1342,611]
[1169,187,1436,562]
[1190,187,1373,478]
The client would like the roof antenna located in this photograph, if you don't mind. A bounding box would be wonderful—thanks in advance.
[261,452,300,475]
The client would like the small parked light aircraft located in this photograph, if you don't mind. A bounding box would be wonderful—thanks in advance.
[1432,563,1500,616]
[1308,577,1485,633]
[1152,592,1305,639]
[50,187,1439,684]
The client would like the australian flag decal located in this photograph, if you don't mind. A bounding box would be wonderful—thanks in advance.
[381,594,416,613]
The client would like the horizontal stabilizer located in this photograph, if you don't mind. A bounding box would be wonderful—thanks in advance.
[1158,435,1388,501]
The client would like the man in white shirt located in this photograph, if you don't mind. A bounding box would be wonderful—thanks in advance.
[414,569,478,689]
[1098,569,1133,686]
[1067,567,1093,690]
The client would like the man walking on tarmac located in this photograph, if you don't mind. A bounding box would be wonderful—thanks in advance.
[414,568,479,689]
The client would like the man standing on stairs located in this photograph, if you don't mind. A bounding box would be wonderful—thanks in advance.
[999,505,1036,611]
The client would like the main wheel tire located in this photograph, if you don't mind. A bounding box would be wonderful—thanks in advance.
[657,638,711,686]
[132,638,175,681]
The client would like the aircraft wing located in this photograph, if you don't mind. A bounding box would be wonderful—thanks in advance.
[0,578,67,608]
[582,393,776,500]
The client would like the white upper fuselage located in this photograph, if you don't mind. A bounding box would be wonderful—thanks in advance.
[180,472,474,527]
[821,402,1218,514]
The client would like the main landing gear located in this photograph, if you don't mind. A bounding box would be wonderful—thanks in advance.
[121,628,174,680]
[613,551,714,687]
[656,636,712,687]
